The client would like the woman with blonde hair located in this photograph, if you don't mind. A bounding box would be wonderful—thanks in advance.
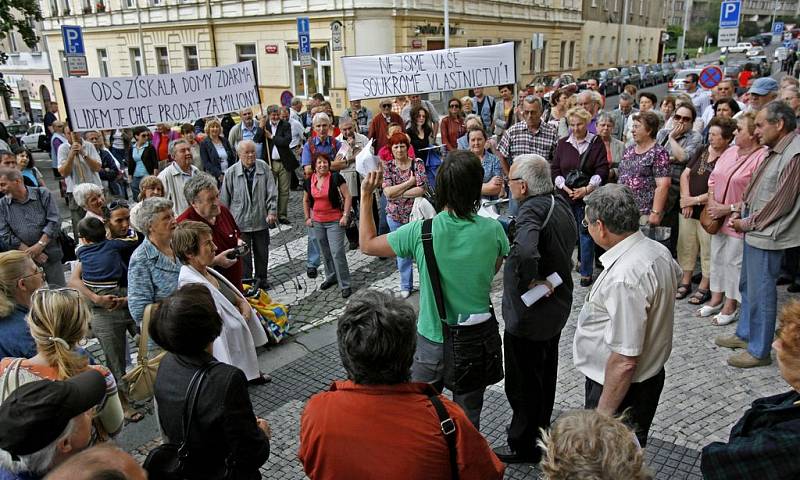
[199,118,236,184]
[0,288,124,438]
[0,251,45,358]
[539,409,652,480]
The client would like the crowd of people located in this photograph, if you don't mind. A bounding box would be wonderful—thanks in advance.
[0,61,798,479]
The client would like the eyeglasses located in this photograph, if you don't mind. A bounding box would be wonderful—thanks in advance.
[381,104,392,109]
[673,114,693,123]
[521,110,538,116]
[32,287,81,301]
[19,266,44,281]
[449,104,460,109]
[508,177,525,183]
[107,199,129,211]
[581,218,598,228]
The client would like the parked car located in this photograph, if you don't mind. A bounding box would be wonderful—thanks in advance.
[746,46,765,57]
[618,66,641,88]
[635,65,653,87]
[3,122,27,145]
[661,62,675,79]
[578,68,622,96]
[20,124,45,151]
[650,64,666,84]
[668,68,703,95]
[748,55,771,76]
[726,42,752,54]
[528,73,577,100]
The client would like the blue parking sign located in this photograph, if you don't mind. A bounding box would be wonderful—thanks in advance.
[773,22,784,35]
[297,17,311,68]
[61,25,84,55]
[719,1,741,29]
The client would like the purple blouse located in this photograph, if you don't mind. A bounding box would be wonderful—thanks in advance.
[618,143,671,214]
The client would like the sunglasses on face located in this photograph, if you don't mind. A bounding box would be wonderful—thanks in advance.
[673,114,692,122]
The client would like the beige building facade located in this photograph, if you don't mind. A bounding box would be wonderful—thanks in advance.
[39,0,584,115]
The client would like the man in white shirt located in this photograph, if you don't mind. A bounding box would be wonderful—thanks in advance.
[685,73,712,117]
[700,80,745,129]
[158,139,199,215]
[573,184,681,447]
[57,129,102,237]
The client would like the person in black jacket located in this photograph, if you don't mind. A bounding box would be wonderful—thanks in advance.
[127,126,158,200]
[495,153,577,465]
[199,118,236,184]
[151,283,271,480]
[255,105,300,224]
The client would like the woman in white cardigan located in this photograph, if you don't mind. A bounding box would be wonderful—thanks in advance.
[172,220,270,384]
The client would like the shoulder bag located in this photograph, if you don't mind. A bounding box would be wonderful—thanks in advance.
[428,393,459,480]
[421,219,504,395]
[564,136,597,189]
[699,151,753,234]
[123,304,165,401]
[143,361,228,480]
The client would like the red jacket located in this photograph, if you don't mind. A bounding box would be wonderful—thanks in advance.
[299,380,505,480]
[176,204,243,292]
[368,112,404,152]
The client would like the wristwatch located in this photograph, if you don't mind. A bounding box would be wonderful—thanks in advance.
[37,240,46,247]
[730,204,739,213]
[651,210,662,216]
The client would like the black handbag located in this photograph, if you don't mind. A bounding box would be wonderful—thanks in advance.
[564,136,597,189]
[144,361,231,480]
[421,219,504,395]
[58,229,76,263]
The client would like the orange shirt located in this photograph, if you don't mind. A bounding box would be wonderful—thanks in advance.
[298,380,505,480]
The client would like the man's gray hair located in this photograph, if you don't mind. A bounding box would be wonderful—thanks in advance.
[464,113,483,127]
[584,184,641,235]
[312,112,331,126]
[291,97,303,107]
[0,167,21,181]
[132,197,173,234]
[619,92,634,104]
[236,139,257,155]
[168,138,190,158]
[513,154,553,197]
[580,90,602,107]
[267,104,280,115]
[72,183,103,209]
[0,418,75,476]
[338,116,354,127]
[763,100,798,132]
[523,95,543,109]
[183,172,217,205]
[596,112,616,126]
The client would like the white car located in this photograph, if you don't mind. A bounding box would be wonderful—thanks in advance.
[745,46,765,57]
[727,42,752,54]
[20,124,45,151]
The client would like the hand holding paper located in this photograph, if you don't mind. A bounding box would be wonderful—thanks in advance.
[521,272,563,307]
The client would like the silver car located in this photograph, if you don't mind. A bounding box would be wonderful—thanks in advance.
[20,124,45,151]
[668,68,703,95]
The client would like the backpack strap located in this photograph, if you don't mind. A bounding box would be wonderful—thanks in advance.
[429,394,459,480]
[421,218,447,320]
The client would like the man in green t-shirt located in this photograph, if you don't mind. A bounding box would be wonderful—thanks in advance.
[358,150,509,429]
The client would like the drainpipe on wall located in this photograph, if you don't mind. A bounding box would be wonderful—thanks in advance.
[205,0,218,67]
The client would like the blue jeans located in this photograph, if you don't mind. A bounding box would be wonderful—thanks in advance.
[572,203,595,277]
[131,175,144,201]
[313,221,351,289]
[306,225,321,269]
[378,193,390,235]
[387,216,413,291]
[736,243,784,359]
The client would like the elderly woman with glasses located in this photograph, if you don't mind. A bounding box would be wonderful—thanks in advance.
[0,287,124,439]
[0,251,45,359]
[618,111,671,226]
[173,221,269,384]
[441,97,466,152]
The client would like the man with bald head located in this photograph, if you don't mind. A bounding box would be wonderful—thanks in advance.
[45,445,146,480]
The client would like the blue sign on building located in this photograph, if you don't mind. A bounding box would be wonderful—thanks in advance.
[61,25,85,55]
[719,1,741,29]
[773,22,785,35]
[297,17,312,68]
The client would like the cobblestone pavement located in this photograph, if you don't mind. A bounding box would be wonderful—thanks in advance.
[42,165,794,479]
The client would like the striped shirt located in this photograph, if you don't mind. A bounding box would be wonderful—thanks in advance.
[497,120,558,165]
[0,187,61,256]
[742,132,800,231]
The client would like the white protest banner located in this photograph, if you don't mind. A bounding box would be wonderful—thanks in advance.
[61,61,259,131]
[341,43,516,100]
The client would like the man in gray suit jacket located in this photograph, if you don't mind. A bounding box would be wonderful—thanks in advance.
[608,92,638,141]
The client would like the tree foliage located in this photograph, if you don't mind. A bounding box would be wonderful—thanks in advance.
[0,0,43,97]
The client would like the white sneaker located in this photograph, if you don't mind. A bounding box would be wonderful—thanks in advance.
[399,290,411,299]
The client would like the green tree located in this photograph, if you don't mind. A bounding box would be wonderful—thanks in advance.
[0,0,43,98]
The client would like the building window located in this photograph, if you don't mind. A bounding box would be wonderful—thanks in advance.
[482,39,493,46]
[150,0,161,5]
[184,45,199,71]
[568,41,575,68]
[289,45,331,98]
[467,40,477,47]
[156,46,169,74]
[125,0,134,8]
[130,48,143,76]
[559,40,566,69]
[599,36,606,65]
[98,48,109,76]
[236,44,257,64]
[58,50,67,75]
[639,0,644,14]
[586,36,594,66]
[60,0,71,15]
[614,0,618,11]
[539,41,547,71]
[49,0,58,16]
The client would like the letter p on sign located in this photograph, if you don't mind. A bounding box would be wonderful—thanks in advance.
[61,25,85,55]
